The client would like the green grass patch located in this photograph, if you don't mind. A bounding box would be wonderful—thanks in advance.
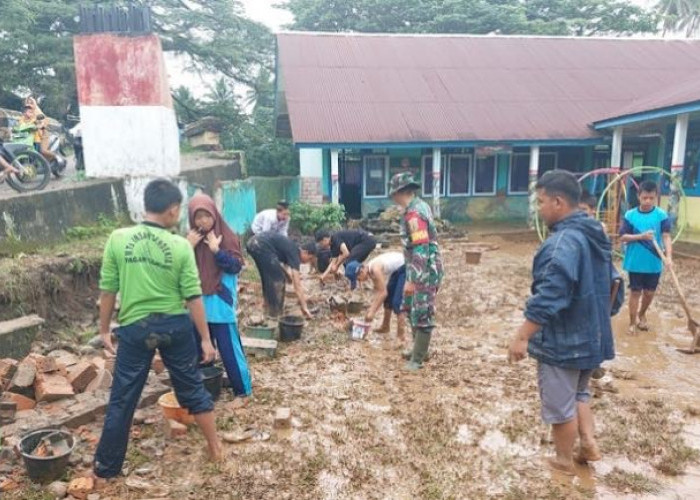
[599,398,700,476]
[604,467,663,494]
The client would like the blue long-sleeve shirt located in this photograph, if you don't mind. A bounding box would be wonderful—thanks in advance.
[202,250,242,324]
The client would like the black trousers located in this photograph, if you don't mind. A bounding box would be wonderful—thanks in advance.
[347,235,377,263]
[246,237,286,317]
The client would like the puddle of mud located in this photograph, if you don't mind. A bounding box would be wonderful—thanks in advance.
[610,307,700,404]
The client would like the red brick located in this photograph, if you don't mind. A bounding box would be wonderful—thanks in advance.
[34,372,75,402]
[0,358,18,382]
[67,362,98,393]
[163,418,187,439]
[26,354,58,373]
[67,476,94,500]
[7,361,36,396]
[1,392,36,411]
[90,357,106,371]
[86,369,113,392]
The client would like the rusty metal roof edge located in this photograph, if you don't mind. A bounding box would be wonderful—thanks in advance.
[593,100,700,129]
[276,31,695,42]
[292,138,608,150]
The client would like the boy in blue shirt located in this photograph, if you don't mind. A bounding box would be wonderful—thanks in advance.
[619,181,673,335]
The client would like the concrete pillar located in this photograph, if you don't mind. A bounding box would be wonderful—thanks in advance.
[527,145,540,229]
[331,148,340,204]
[610,127,623,171]
[669,113,689,224]
[299,148,323,205]
[432,147,441,219]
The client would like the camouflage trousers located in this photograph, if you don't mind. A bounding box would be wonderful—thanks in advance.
[403,284,438,329]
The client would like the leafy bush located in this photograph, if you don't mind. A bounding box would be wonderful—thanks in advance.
[289,202,345,237]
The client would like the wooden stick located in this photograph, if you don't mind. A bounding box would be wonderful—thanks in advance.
[651,238,699,353]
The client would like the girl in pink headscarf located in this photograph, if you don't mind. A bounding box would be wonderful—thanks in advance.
[187,194,251,399]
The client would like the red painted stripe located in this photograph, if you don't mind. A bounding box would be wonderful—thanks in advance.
[74,34,172,108]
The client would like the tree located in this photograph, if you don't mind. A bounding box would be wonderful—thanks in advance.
[656,0,700,35]
[282,0,658,36]
[0,0,273,120]
[172,86,202,124]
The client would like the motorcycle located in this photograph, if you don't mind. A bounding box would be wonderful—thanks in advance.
[0,136,51,193]
[67,120,84,174]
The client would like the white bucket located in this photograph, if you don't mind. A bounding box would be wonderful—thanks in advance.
[350,319,371,341]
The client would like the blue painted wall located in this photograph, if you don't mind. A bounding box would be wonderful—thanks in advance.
[219,180,257,234]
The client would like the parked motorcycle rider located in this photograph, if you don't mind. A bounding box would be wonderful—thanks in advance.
[16,97,56,163]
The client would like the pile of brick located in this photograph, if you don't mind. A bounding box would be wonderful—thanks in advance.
[0,350,114,424]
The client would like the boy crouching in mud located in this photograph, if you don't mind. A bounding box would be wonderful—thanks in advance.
[508,170,616,475]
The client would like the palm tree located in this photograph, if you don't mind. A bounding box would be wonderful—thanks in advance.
[243,68,274,112]
[205,78,236,108]
[657,0,700,36]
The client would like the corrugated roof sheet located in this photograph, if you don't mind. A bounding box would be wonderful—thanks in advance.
[596,70,700,123]
[276,33,700,144]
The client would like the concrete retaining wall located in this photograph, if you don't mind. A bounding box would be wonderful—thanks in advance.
[249,176,300,211]
[0,161,239,247]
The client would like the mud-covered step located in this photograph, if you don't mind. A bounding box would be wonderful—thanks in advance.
[0,315,45,360]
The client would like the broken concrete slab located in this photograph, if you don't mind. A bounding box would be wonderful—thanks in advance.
[7,360,37,396]
[67,362,98,393]
[241,337,278,359]
[49,351,80,368]
[26,353,58,373]
[0,401,17,424]
[274,407,292,429]
[0,315,45,360]
[86,369,112,392]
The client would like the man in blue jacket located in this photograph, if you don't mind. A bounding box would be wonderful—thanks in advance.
[508,170,615,476]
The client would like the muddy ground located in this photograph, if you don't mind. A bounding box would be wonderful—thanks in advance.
[5,232,700,499]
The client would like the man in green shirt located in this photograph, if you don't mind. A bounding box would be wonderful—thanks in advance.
[93,179,222,479]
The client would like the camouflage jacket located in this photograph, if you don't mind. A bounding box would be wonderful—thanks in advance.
[400,196,444,287]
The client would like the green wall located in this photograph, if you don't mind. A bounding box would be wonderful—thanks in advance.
[249,176,300,211]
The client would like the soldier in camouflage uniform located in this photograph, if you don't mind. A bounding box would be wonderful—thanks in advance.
[389,172,444,371]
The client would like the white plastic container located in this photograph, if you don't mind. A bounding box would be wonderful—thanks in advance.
[350,319,371,341]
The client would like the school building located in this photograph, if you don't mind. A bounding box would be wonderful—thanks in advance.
[274,32,700,232]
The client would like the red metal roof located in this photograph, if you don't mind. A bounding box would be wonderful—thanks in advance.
[276,33,700,144]
[596,70,700,123]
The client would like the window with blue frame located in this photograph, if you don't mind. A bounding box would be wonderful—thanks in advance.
[363,155,388,197]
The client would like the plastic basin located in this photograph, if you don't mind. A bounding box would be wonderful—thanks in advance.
[158,391,195,425]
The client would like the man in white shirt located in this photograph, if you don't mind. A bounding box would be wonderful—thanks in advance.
[251,201,291,237]
[345,252,406,341]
